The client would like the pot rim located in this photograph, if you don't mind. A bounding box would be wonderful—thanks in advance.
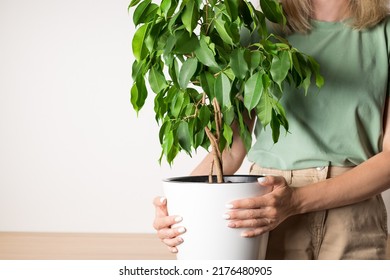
[163,174,264,184]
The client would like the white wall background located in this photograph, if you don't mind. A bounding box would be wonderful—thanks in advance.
[0,0,389,233]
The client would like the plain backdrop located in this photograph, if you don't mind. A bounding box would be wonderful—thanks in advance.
[0,0,389,233]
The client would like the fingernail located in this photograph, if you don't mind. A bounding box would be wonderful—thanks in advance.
[160,197,167,204]
[177,227,186,234]
[228,222,236,228]
[177,237,184,243]
[257,177,266,184]
[171,247,178,253]
[222,214,230,220]
[174,216,183,223]
[241,232,249,237]
[225,203,234,209]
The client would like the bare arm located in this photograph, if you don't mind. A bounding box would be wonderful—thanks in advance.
[292,96,390,214]
[227,97,390,237]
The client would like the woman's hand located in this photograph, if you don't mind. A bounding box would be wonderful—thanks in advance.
[152,196,186,253]
[224,176,297,237]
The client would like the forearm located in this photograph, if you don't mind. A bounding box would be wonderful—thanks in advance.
[293,150,390,215]
[190,148,244,176]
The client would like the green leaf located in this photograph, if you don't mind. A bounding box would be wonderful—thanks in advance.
[291,52,303,78]
[214,15,234,45]
[270,51,291,90]
[154,89,168,121]
[179,57,198,89]
[302,69,312,95]
[223,106,235,125]
[130,76,148,113]
[148,66,167,93]
[239,0,253,27]
[200,71,215,100]
[173,30,199,54]
[214,72,232,108]
[163,35,176,64]
[225,0,239,21]
[133,1,158,25]
[198,106,211,127]
[247,50,262,73]
[131,59,145,81]
[133,0,150,25]
[130,83,139,112]
[307,56,325,88]
[168,12,181,32]
[244,71,264,111]
[184,102,196,116]
[162,130,174,163]
[259,0,286,24]
[132,24,149,61]
[256,92,273,127]
[194,129,205,149]
[181,0,199,34]
[194,36,220,68]
[129,0,142,9]
[170,90,185,117]
[159,119,171,144]
[145,20,165,52]
[254,9,268,38]
[223,68,235,80]
[270,108,280,143]
[177,122,192,153]
[275,102,289,132]
[164,86,177,105]
[223,123,233,147]
[161,0,178,19]
[168,58,180,87]
[230,49,248,80]
[236,100,252,152]
[268,80,282,99]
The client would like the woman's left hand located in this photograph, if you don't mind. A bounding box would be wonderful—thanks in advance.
[224,176,297,237]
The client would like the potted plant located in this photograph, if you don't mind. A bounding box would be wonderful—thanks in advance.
[128,0,323,259]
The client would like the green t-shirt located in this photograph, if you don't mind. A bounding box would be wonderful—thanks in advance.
[248,18,390,170]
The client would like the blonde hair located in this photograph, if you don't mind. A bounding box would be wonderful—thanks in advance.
[281,0,390,33]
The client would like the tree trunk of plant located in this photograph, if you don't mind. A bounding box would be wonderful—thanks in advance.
[205,98,223,183]
[210,140,223,183]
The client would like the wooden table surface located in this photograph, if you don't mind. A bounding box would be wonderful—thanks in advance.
[0,232,175,260]
[0,232,389,260]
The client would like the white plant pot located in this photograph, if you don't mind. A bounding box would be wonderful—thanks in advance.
[163,175,270,260]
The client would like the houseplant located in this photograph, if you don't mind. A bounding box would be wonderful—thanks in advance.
[129,0,323,259]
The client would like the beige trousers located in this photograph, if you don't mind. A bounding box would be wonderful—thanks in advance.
[250,165,388,260]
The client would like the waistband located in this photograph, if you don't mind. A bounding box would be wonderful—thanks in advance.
[250,165,354,181]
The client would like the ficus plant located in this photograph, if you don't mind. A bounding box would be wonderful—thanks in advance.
[129,0,323,183]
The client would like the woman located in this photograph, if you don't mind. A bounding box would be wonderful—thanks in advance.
[153,0,390,259]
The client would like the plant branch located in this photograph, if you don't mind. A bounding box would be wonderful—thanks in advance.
[205,127,223,183]
[204,97,224,183]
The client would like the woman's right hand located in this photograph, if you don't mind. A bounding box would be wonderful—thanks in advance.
[152,196,186,254]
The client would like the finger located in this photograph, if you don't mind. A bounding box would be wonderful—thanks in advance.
[157,226,186,240]
[168,246,178,254]
[154,197,168,218]
[153,215,183,230]
[226,176,287,209]
[153,196,167,207]
[153,196,168,217]
[223,208,269,221]
[241,225,273,238]
[162,236,184,247]
[227,217,273,229]
[258,175,287,188]
[226,196,266,210]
